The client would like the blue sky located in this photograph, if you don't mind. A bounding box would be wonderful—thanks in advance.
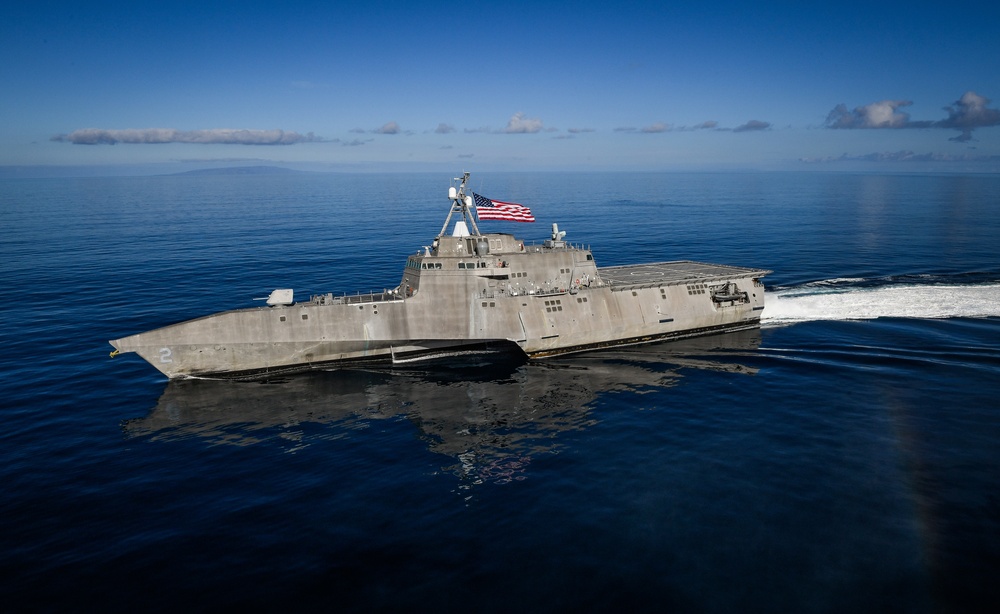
[3,0,999,174]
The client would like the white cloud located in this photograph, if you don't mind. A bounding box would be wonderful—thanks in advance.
[641,122,670,133]
[938,91,1000,142]
[502,112,544,134]
[825,100,913,129]
[375,121,401,134]
[733,120,771,132]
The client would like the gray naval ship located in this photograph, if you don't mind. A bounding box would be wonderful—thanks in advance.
[110,172,770,379]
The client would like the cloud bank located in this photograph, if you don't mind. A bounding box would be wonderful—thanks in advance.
[641,122,670,133]
[733,120,771,132]
[825,91,1000,141]
[800,150,1000,164]
[52,128,324,145]
[614,120,742,133]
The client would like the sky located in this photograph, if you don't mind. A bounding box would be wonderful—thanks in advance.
[3,0,1000,175]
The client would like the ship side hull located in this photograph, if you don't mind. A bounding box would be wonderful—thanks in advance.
[111,268,765,379]
[110,294,527,379]
[504,270,766,358]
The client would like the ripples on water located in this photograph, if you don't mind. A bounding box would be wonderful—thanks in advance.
[1,171,999,611]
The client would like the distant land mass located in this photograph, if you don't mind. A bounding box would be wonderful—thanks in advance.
[167,165,310,176]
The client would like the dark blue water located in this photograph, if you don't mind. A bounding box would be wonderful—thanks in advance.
[2,172,999,612]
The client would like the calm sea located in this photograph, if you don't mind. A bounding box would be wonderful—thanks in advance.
[2,171,999,612]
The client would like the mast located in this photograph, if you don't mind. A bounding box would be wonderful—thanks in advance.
[437,172,482,238]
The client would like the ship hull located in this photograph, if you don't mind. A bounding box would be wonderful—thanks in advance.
[110,262,767,380]
[110,173,770,380]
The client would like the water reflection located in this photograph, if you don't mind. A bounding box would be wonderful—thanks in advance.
[123,330,761,480]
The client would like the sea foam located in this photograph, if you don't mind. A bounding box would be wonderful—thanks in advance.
[762,281,1000,324]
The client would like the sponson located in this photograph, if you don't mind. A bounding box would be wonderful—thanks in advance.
[109,172,770,379]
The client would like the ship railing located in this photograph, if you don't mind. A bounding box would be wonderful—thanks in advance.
[606,273,760,292]
[519,240,591,253]
[477,286,582,300]
[310,290,405,305]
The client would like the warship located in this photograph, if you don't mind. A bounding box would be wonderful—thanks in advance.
[109,172,770,379]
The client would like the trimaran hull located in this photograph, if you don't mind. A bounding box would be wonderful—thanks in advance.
[110,173,770,380]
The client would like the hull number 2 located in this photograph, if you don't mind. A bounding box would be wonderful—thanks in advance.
[159,347,173,363]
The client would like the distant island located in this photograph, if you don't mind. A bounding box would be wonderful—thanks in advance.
[167,166,309,176]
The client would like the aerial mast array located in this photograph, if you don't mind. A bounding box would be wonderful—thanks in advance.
[437,172,481,238]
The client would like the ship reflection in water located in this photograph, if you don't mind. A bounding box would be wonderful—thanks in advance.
[123,330,760,483]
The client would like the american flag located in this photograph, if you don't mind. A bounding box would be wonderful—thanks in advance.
[473,193,535,223]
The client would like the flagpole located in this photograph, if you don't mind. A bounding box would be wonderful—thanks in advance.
[458,172,482,236]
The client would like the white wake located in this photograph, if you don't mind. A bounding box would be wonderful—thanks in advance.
[761,282,1000,324]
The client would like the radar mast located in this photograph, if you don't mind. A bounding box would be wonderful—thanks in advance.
[437,172,482,238]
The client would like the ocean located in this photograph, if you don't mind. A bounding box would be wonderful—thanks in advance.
[2,171,999,612]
